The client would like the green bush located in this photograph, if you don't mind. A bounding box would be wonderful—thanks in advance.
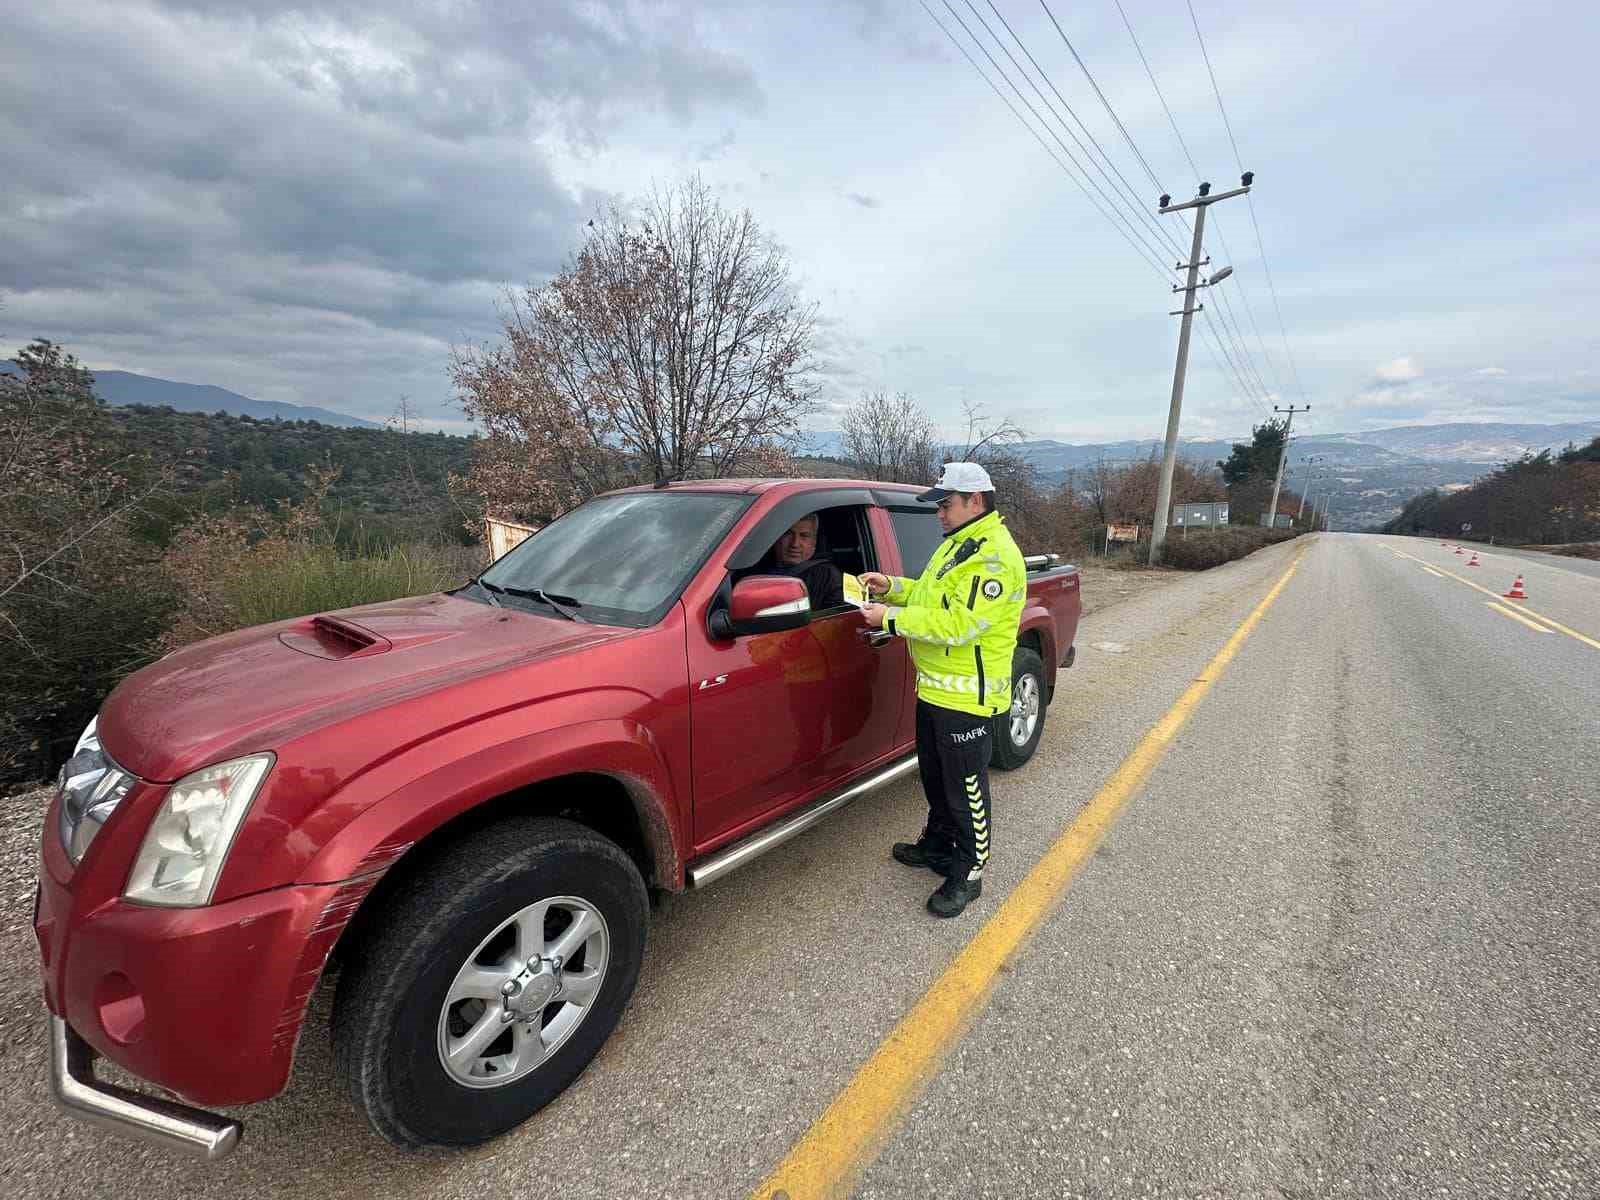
[1158,526,1301,570]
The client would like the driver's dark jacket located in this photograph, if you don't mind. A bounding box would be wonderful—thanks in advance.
[776,556,845,610]
[739,556,845,610]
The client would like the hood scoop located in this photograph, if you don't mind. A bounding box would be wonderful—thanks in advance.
[279,615,393,660]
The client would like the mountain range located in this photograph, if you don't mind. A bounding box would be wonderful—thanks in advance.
[801,423,1600,474]
[0,363,383,429]
[8,364,1593,531]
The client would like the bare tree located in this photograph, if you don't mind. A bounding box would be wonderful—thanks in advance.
[452,177,819,522]
[840,390,941,484]
[954,396,1025,463]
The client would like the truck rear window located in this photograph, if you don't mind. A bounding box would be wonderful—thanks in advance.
[481,492,751,626]
[888,508,943,577]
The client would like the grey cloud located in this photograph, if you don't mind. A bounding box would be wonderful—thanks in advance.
[847,0,950,63]
[167,0,764,142]
[845,192,881,209]
[0,1,765,424]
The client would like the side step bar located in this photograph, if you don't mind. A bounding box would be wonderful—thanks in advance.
[688,754,919,889]
[48,1015,241,1160]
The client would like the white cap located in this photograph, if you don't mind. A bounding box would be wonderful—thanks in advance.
[917,461,995,503]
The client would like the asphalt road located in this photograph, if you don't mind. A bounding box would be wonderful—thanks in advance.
[2,533,1595,1198]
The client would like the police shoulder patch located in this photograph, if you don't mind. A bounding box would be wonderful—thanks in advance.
[982,578,1003,599]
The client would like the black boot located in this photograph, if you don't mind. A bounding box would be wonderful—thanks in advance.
[892,837,953,874]
[927,874,982,918]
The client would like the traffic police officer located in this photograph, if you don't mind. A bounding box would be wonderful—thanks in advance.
[861,462,1027,918]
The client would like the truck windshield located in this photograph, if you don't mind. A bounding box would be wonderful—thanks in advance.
[478,491,751,627]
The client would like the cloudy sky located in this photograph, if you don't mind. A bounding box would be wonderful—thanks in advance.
[2,0,1594,443]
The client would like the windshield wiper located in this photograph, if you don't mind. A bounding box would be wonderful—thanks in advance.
[468,577,502,607]
[481,581,586,622]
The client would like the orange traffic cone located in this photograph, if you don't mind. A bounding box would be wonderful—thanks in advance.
[1504,575,1527,599]
[1454,546,1465,555]
[1467,552,1480,567]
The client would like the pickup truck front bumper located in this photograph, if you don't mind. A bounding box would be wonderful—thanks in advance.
[48,1014,240,1160]
[34,789,381,1154]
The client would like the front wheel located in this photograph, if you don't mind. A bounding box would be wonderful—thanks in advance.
[332,817,648,1149]
[990,646,1047,770]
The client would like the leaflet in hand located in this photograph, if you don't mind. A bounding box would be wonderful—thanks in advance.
[842,573,870,608]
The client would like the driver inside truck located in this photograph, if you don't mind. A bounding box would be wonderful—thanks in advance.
[756,513,845,610]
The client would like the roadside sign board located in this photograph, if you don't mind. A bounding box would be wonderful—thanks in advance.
[1461,523,1472,532]
[1106,523,1141,543]
[1173,502,1230,527]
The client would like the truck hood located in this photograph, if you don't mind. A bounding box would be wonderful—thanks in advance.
[100,593,633,781]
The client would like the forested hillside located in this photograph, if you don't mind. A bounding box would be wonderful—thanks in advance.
[108,404,477,547]
[1381,438,1600,543]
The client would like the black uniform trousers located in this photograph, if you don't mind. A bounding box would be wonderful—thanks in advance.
[915,699,994,881]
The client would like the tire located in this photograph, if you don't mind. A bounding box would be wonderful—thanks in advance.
[332,817,648,1149]
[990,646,1047,770]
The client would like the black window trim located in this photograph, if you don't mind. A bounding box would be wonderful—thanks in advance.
[727,494,884,623]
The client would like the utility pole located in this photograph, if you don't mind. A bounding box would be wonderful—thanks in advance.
[1264,403,1310,529]
[1150,174,1254,566]
[1297,454,1325,521]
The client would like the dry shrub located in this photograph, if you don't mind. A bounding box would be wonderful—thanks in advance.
[1158,526,1301,570]
[1551,542,1600,561]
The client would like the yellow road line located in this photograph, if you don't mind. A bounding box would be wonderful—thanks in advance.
[750,546,1311,1200]
[1422,566,1445,578]
[1392,547,1600,652]
[1486,601,1553,633]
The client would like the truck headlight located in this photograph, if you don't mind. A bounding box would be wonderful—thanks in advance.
[57,717,137,865]
[124,754,274,907]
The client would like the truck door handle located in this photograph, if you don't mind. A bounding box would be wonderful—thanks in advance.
[858,628,894,648]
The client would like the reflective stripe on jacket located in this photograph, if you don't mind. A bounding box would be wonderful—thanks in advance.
[881,509,1026,718]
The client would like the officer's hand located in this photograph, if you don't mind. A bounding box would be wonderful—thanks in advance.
[859,571,891,597]
[861,603,888,628]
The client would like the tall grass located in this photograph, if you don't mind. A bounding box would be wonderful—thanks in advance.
[223,541,477,629]
[161,498,486,652]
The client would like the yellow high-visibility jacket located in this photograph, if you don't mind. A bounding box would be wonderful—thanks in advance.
[881,510,1027,718]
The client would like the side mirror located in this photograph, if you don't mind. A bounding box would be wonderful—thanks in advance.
[709,576,810,639]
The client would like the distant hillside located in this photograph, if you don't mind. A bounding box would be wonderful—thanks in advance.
[800,420,1600,532]
[98,405,475,549]
[1326,422,1600,463]
[0,362,382,428]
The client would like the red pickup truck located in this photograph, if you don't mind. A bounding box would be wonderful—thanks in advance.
[36,478,1080,1158]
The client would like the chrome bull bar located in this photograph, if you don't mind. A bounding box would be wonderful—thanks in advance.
[48,1015,242,1160]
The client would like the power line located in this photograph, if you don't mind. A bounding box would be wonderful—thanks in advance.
[1113,0,1198,178]
[1037,0,1167,194]
[919,1,1173,281]
[918,1,1268,415]
[962,1,1186,266]
[935,1,1178,275]
[977,0,1187,264]
[1030,0,1275,402]
[1207,281,1273,402]
[1187,0,1309,407]
[1200,309,1268,417]
[1197,316,1267,420]
[1115,0,1286,403]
